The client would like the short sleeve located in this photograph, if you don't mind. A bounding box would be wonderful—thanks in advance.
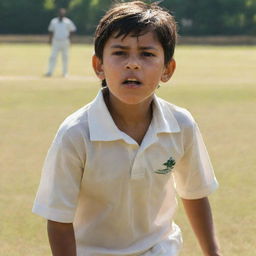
[32,130,84,223]
[173,122,218,199]
[48,19,54,32]
[68,20,76,32]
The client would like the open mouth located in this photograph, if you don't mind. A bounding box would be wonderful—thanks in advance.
[123,79,142,86]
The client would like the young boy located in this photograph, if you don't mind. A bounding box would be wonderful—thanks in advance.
[33,1,221,255]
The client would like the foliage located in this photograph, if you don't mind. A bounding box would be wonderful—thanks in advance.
[0,0,256,35]
[163,0,256,35]
[0,0,53,34]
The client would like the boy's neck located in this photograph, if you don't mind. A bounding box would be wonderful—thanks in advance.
[103,89,153,144]
[103,88,153,125]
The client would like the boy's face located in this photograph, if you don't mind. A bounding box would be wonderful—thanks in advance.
[93,31,175,105]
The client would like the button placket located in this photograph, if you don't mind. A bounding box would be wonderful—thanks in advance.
[130,129,159,179]
[131,151,146,179]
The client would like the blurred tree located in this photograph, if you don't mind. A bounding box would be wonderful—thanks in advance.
[163,0,222,35]
[68,0,91,34]
[54,0,72,8]
[0,0,256,35]
[0,0,51,34]
[244,0,256,33]
[86,0,113,34]
[163,0,256,35]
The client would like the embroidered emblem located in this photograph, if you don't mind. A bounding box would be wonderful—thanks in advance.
[154,157,176,175]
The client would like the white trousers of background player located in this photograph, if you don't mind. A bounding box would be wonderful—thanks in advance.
[47,40,70,76]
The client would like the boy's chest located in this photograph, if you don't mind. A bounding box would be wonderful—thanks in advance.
[80,134,183,211]
[112,114,152,146]
[84,133,183,184]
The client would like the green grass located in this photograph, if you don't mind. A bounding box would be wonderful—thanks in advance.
[0,43,255,256]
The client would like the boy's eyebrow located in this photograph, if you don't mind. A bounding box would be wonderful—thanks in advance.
[110,45,129,49]
[110,44,159,51]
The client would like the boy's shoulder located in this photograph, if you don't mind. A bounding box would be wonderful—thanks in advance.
[53,102,93,144]
[157,96,196,130]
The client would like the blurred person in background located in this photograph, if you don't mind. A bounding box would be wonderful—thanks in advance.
[45,8,76,77]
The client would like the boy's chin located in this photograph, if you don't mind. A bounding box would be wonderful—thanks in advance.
[112,94,154,106]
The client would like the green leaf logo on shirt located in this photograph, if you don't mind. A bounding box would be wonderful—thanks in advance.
[154,157,176,175]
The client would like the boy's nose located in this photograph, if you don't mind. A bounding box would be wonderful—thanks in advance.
[125,57,141,70]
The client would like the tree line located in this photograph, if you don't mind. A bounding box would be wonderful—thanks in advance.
[0,0,256,35]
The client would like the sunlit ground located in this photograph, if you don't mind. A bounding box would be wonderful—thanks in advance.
[0,44,255,255]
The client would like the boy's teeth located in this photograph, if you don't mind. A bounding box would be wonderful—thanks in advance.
[124,79,140,84]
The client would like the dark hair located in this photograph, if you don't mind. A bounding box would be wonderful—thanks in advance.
[94,1,177,87]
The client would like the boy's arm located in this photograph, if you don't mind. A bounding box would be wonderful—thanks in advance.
[181,197,222,256]
[47,220,76,256]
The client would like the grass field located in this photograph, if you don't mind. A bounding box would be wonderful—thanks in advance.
[0,43,255,256]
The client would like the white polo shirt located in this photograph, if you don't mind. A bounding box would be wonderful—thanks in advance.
[32,89,218,256]
[48,17,76,41]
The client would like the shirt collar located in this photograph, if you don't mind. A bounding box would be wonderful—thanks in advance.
[88,89,125,142]
[88,89,180,143]
[151,93,180,134]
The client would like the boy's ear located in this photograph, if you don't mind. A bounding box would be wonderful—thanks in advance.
[92,55,105,80]
[161,59,176,83]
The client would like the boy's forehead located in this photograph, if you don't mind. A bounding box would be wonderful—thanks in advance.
[106,31,161,47]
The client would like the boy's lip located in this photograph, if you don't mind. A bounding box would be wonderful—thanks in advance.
[122,76,142,87]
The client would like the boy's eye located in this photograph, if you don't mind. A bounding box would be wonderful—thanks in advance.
[141,52,155,57]
[112,51,126,56]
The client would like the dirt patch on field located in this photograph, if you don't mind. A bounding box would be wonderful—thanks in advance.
[0,35,93,44]
[0,34,256,45]
[0,75,97,81]
[178,35,256,45]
